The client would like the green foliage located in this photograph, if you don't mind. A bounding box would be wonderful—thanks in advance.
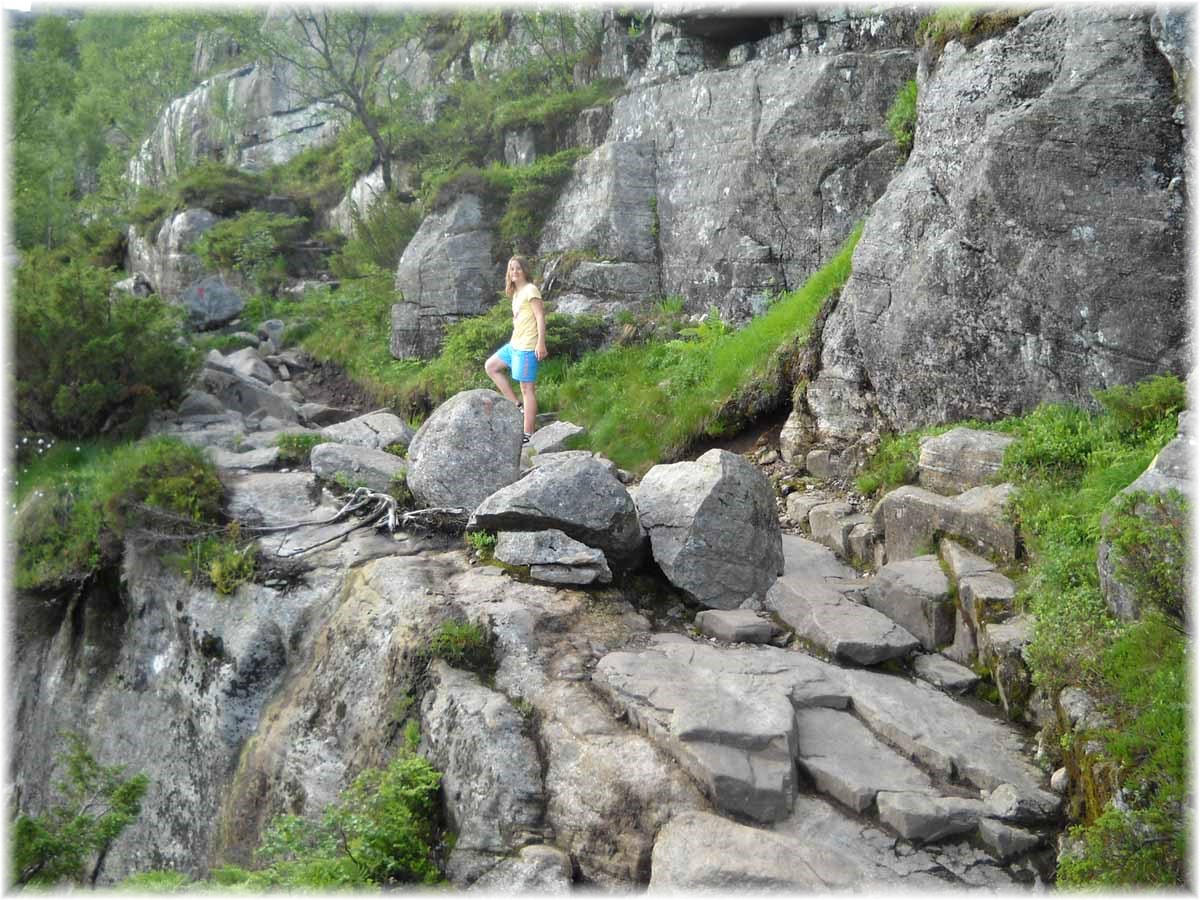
[553,225,860,472]
[465,531,497,560]
[428,619,496,679]
[331,195,424,280]
[16,437,224,591]
[193,210,307,296]
[886,79,918,156]
[275,433,332,465]
[251,750,442,888]
[130,162,271,240]
[492,78,623,133]
[1094,374,1186,445]
[11,733,150,888]
[1002,402,1100,480]
[178,525,256,596]
[1056,615,1188,886]
[916,7,1027,56]
[114,870,192,892]
[14,254,196,439]
[1103,490,1188,630]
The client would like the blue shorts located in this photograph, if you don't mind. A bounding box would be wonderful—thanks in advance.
[495,343,539,382]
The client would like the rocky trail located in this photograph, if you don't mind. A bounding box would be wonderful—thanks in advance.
[89,328,1063,890]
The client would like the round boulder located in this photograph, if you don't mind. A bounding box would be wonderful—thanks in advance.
[635,449,783,609]
[407,389,523,510]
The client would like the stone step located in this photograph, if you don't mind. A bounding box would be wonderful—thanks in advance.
[874,483,1018,562]
[864,554,955,651]
[769,535,919,664]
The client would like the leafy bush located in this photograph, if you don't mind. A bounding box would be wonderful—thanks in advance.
[193,209,307,296]
[252,744,442,888]
[331,194,424,280]
[465,530,497,560]
[130,161,270,239]
[1094,374,1186,445]
[16,437,224,591]
[428,619,496,679]
[886,79,918,156]
[916,7,1026,56]
[492,77,624,132]
[11,734,150,888]
[178,525,256,596]
[15,254,196,439]
[275,432,332,465]
[1103,489,1188,630]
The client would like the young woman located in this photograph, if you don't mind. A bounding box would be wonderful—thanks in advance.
[485,256,548,443]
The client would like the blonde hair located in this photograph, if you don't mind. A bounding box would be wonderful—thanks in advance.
[505,256,533,297]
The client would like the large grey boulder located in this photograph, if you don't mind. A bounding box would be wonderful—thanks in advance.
[606,48,917,323]
[918,428,1014,496]
[407,390,524,511]
[865,555,955,651]
[1098,409,1192,622]
[636,449,783,609]
[309,443,406,495]
[420,661,546,884]
[391,194,503,359]
[126,208,218,302]
[874,483,1018,562]
[322,411,416,452]
[470,456,645,570]
[182,276,245,331]
[811,9,1187,435]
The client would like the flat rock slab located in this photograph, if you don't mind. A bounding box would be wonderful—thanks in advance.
[918,427,1014,496]
[206,445,280,471]
[876,791,986,842]
[978,818,1043,861]
[694,609,780,644]
[768,575,920,665]
[912,654,979,694]
[785,491,834,528]
[865,555,954,650]
[529,450,618,480]
[310,442,406,494]
[780,532,858,581]
[939,538,996,582]
[649,811,850,891]
[795,708,934,812]
[322,411,416,451]
[495,529,612,585]
[809,501,872,560]
[528,420,586,454]
[875,483,1018,562]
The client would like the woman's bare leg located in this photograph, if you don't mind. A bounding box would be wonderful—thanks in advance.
[485,354,520,406]
[520,380,537,434]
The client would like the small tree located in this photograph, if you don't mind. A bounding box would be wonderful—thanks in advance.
[11,733,150,888]
[250,8,413,195]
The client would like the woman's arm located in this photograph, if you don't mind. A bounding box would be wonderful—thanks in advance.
[530,296,548,360]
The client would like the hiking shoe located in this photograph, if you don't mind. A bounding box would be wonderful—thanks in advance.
[522,432,532,445]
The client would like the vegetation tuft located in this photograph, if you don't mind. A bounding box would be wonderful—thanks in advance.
[427,619,497,680]
[916,7,1028,57]
[886,79,918,157]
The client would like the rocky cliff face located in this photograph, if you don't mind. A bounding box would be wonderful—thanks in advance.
[804,8,1189,441]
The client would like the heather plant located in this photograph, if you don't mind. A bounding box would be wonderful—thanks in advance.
[14,252,195,439]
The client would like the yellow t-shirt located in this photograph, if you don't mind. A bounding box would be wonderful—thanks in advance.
[510,282,542,351]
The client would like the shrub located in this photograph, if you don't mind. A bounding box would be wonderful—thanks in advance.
[916,7,1026,56]
[1103,489,1188,630]
[1095,374,1186,445]
[252,745,442,887]
[178,525,256,596]
[465,530,496,560]
[886,79,918,156]
[11,734,150,888]
[16,437,224,591]
[428,619,496,679]
[14,254,196,439]
[331,194,424,280]
[193,210,308,296]
[275,432,331,465]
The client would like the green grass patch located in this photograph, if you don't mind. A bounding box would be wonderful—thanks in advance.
[427,619,496,680]
[551,225,861,472]
[275,432,332,466]
[886,79,918,156]
[916,6,1028,56]
[15,436,225,591]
